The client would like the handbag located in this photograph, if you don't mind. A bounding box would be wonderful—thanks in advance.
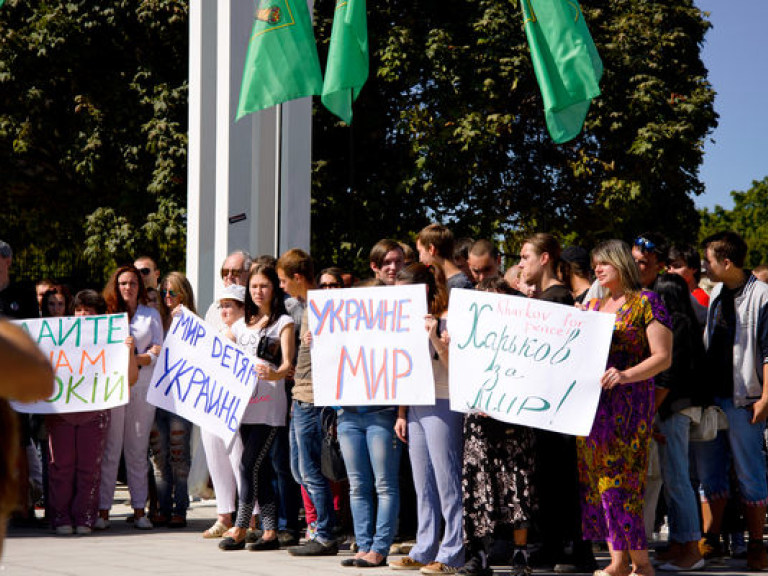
[256,334,281,365]
[689,405,729,442]
[320,407,347,482]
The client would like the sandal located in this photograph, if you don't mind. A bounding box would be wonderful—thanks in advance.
[203,520,230,539]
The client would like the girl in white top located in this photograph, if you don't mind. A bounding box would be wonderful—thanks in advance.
[218,264,294,551]
[96,265,163,530]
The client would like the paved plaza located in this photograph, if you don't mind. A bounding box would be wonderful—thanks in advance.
[0,487,758,576]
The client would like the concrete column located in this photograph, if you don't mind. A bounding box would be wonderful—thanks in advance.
[187,0,313,312]
[186,0,218,311]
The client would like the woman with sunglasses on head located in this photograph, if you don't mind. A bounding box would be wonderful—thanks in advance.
[219,264,295,551]
[147,272,197,528]
[96,265,164,530]
[577,240,672,576]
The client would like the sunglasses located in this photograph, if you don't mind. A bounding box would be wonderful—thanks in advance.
[221,268,240,279]
[161,289,179,298]
[319,282,342,289]
[138,267,151,276]
[634,237,657,253]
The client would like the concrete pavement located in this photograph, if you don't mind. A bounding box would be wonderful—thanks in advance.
[0,487,758,576]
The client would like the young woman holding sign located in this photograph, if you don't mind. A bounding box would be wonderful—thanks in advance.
[219,264,294,551]
[149,271,197,528]
[96,265,163,530]
[46,290,138,535]
[578,240,672,576]
[391,263,464,574]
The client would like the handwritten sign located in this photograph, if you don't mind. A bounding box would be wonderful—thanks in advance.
[309,285,435,406]
[448,289,614,435]
[11,314,130,414]
[147,307,257,445]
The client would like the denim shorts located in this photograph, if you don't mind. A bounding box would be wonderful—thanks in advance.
[693,397,768,506]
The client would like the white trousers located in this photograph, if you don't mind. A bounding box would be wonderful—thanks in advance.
[201,429,244,515]
[99,384,156,510]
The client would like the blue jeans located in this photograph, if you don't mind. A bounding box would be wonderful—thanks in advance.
[289,400,336,543]
[658,412,700,542]
[150,409,192,517]
[337,408,402,556]
[407,399,465,567]
[270,424,301,535]
[693,397,768,506]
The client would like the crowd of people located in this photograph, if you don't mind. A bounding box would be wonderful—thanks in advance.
[1,225,768,576]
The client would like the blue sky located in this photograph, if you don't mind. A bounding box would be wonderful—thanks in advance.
[694,0,768,211]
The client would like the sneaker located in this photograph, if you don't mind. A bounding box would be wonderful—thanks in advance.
[93,517,110,530]
[699,534,724,562]
[55,525,73,536]
[389,557,426,570]
[747,541,768,571]
[75,526,92,536]
[420,562,459,574]
[458,556,492,576]
[511,550,531,576]
[134,516,153,530]
[287,539,339,556]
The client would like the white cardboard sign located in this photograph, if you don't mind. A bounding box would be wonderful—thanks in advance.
[308,285,436,406]
[448,289,614,435]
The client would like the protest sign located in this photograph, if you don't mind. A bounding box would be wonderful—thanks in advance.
[147,307,257,445]
[309,285,435,406]
[11,314,130,414]
[448,289,614,436]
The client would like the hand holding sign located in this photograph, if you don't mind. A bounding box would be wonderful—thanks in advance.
[147,307,258,445]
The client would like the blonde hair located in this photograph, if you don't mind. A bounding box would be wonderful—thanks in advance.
[159,271,197,330]
[591,240,641,296]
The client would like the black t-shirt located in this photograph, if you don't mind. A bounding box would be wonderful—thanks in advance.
[706,283,743,399]
[0,283,38,320]
[538,283,574,306]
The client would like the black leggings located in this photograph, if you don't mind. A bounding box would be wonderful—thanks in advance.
[235,424,278,530]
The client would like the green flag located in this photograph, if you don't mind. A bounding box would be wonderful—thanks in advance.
[321,0,368,124]
[236,0,323,120]
[522,0,603,144]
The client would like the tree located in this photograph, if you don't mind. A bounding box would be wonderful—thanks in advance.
[1,0,718,283]
[699,177,768,269]
[0,0,188,284]
[311,0,717,273]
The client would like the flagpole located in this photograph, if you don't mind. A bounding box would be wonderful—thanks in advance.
[274,103,283,257]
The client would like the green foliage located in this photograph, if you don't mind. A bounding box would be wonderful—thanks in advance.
[1,0,720,284]
[0,0,188,286]
[311,0,717,272]
[699,177,768,269]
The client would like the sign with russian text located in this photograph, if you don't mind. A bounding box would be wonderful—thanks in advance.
[448,289,614,436]
[11,314,130,414]
[147,307,257,445]
[309,285,435,406]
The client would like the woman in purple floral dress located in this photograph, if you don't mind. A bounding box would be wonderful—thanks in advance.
[577,240,672,576]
